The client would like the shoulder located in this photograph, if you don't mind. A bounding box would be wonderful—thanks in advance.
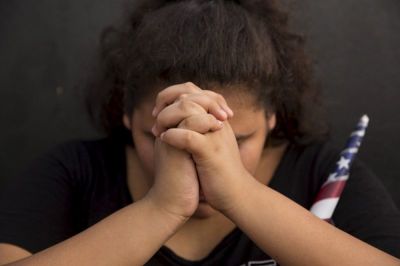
[287,140,340,167]
[282,140,342,186]
[11,137,126,189]
[40,137,116,162]
[41,136,124,166]
[0,137,129,253]
[269,140,342,207]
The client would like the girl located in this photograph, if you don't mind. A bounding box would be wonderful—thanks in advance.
[0,0,399,265]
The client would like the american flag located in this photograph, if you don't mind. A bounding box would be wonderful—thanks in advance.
[310,115,370,223]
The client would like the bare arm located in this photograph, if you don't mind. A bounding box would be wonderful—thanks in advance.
[151,83,400,265]
[0,198,185,266]
[224,176,400,266]
[0,244,31,265]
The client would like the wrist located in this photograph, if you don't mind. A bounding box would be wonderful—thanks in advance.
[219,170,260,217]
[141,193,190,226]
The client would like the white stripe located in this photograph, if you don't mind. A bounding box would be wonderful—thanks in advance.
[360,114,369,126]
[351,131,365,137]
[341,147,358,154]
[310,198,339,219]
[323,174,349,186]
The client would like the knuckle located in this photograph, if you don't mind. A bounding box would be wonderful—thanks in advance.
[214,92,225,103]
[217,94,225,102]
[201,93,212,103]
[178,98,195,112]
[184,82,195,88]
[211,100,220,110]
[204,90,216,97]
[155,90,167,104]
[178,93,189,100]
[205,90,224,103]
[182,131,193,146]
[184,82,199,92]
[178,99,189,111]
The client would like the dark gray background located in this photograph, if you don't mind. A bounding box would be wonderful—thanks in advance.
[0,1,399,207]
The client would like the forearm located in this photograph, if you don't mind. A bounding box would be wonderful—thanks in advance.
[6,197,185,266]
[224,176,400,266]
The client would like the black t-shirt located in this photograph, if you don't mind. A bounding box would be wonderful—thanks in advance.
[0,137,399,265]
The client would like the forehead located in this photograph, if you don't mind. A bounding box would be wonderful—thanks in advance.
[220,92,266,132]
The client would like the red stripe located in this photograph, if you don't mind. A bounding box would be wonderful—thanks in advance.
[313,180,347,203]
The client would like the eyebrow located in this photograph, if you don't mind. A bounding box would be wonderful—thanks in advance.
[235,131,257,141]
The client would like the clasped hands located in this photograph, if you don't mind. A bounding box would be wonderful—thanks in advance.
[145,82,255,220]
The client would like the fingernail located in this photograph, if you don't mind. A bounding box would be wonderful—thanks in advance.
[222,106,233,118]
[152,108,157,117]
[224,106,233,117]
[151,125,157,136]
[218,120,224,127]
[228,108,234,117]
[160,132,165,140]
[218,109,227,119]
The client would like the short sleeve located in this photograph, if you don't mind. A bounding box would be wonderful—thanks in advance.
[0,141,86,253]
[332,158,400,258]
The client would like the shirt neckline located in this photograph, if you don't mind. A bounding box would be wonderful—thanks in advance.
[119,140,293,263]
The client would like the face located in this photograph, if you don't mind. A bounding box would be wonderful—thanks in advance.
[123,91,276,218]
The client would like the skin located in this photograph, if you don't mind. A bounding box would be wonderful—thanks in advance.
[0,82,399,265]
[123,84,277,219]
[126,82,400,264]
[123,84,282,259]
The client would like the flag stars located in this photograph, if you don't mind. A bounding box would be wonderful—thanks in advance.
[337,156,350,169]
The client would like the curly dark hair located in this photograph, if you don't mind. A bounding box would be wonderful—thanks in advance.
[86,0,330,147]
